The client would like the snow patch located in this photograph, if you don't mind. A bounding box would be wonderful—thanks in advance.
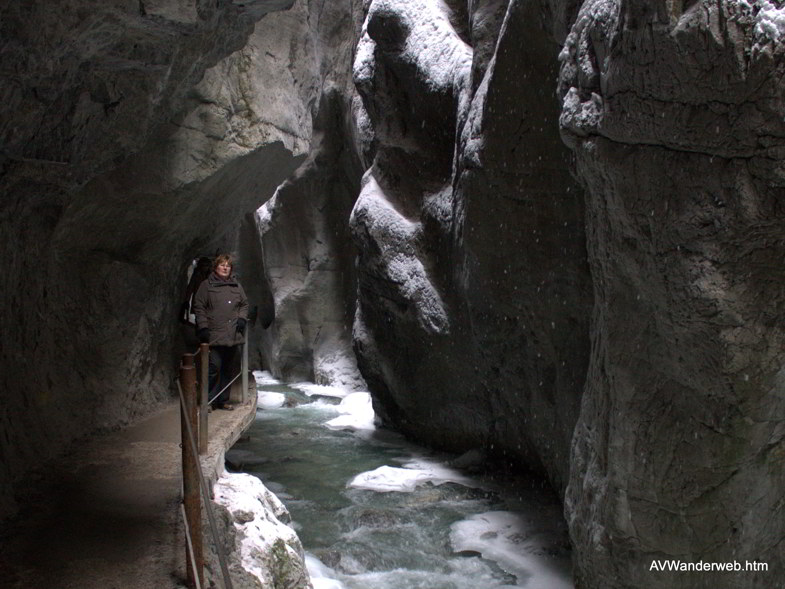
[291,381,351,399]
[258,391,286,409]
[254,370,282,386]
[751,1,785,43]
[450,511,573,589]
[255,191,278,233]
[348,458,475,492]
[324,392,376,431]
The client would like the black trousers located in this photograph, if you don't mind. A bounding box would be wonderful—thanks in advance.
[208,345,238,406]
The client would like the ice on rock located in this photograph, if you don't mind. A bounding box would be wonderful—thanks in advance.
[305,554,346,589]
[752,1,785,43]
[324,392,376,431]
[291,381,351,399]
[350,465,436,492]
[253,370,282,386]
[254,370,287,408]
[349,457,476,492]
[213,472,310,588]
[255,194,277,233]
[450,511,572,589]
[258,391,286,409]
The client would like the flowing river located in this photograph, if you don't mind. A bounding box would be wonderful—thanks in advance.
[227,372,574,589]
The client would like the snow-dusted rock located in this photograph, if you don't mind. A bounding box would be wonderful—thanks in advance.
[213,472,312,589]
[348,0,479,450]
[450,511,572,589]
[348,459,474,492]
[559,1,785,587]
[324,392,376,432]
[349,0,590,501]
[349,1,785,586]
[244,49,369,389]
[4,1,785,588]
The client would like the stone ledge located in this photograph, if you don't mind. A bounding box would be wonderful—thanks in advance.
[200,387,258,494]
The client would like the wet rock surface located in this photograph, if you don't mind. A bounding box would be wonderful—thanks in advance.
[348,0,784,586]
[559,1,785,587]
[350,0,591,495]
[2,0,784,588]
[212,472,312,589]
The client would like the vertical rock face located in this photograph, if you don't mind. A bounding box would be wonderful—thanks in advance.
[559,1,785,586]
[0,0,309,519]
[348,0,784,586]
[252,90,367,388]
[452,0,592,491]
[239,0,369,389]
[3,1,784,587]
[350,0,591,491]
[350,0,475,446]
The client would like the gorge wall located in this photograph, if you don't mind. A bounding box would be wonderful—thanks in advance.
[1,1,784,588]
[0,0,359,518]
[559,2,785,586]
[349,0,592,496]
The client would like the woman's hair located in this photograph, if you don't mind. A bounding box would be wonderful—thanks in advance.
[213,254,233,270]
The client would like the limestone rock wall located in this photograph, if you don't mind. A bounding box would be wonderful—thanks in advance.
[451,0,592,492]
[349,0,591,492]
[2,0,784,587]
[348,0,784,586]
[559,1,785,586]
[251,90,367,388]
[0,0,309,519]
[350,0,483,454]
[211,471,312,589]
[238,0,369,389]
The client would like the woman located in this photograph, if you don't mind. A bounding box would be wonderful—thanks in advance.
[192,254,248,410]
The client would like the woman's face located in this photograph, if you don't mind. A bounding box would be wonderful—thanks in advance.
[216,261,232,279]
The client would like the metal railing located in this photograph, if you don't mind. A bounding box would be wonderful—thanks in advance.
[176,327,250,588]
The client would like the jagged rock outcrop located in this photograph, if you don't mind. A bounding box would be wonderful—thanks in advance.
[211,471,312,589]
[559,1,785,587]
[350,0,482,454]
[349,0,591,493]
[251,88,367,388]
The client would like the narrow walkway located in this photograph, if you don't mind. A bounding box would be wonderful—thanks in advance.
[0,396,256,589]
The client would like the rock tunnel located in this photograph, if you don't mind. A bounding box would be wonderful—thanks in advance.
[1,0,784,587]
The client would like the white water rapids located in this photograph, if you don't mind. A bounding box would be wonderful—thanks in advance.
[227,371,574,589]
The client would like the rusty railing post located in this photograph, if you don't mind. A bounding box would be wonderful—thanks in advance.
[180,354,204,588]
[241,328,249,405]
[199,343,209,455]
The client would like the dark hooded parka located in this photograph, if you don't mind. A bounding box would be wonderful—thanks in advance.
[192,272,249,346]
